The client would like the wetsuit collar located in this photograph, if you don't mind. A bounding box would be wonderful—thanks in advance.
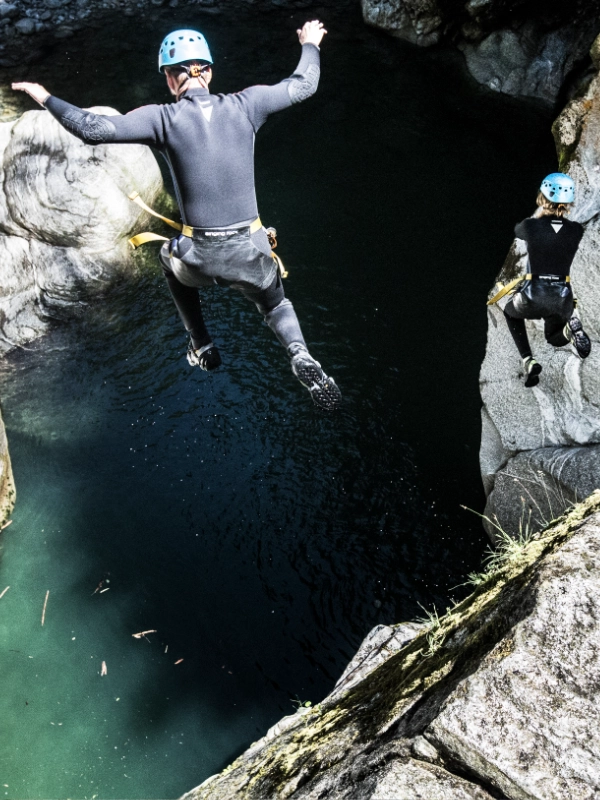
[180,87,211,99]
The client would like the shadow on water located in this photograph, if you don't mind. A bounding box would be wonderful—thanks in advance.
[0,3,556,798]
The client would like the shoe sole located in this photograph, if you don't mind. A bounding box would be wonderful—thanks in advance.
[524,362,542,388]
[292,359,343,411]
[568,318,591,359]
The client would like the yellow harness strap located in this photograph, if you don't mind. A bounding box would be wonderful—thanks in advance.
[487,275,532,306]
[129,231,170,248]
[127,193,287,276]
[487,274,571,306]
[129,191,183,232]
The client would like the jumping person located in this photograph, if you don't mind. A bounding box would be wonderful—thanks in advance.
[490,173,591,388]
[12,21,343,411]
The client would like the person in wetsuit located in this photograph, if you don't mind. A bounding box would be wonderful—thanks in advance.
[503,173,591,388]
[12,20,343,411]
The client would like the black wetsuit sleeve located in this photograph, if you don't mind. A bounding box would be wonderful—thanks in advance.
[44,95,165,147]
[237,43,320,131]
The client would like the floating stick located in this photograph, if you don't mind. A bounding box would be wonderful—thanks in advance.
[132,630,157,639]
[1,520,12,530]
[99,588,110,594]
[41,591,49,626]
[174,659,184,665]
[101,661,108,676]
[0,586,9,600]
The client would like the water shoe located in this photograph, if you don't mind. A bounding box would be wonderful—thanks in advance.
[564,317,591,359]
[187,341,222,371]
[523,356,542,388]
[291,351,342,411]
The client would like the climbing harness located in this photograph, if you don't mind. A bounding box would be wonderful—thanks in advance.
[265,226,288,279]
[127,192,289,278]
[487,274,570,306]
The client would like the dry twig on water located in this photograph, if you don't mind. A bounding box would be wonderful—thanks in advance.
[101,661,108,676]
[0,586,9,600]
[132,630,157,642]
[174,659,184,665]
[1,520,12,530]
[41,590,50,626]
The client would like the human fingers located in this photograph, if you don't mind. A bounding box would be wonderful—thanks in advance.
[12,81,50,105]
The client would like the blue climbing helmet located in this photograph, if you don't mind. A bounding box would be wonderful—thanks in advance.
[158,29,213,72]
[540,173,575,204]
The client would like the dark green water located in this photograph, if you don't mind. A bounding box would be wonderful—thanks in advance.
[0,4,555,798]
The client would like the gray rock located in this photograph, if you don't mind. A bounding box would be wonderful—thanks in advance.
[331,621,425,699]
[484,444,600,540]
[14,17,36,34]
[361,0,444,47]
[411,734,440,763]
[180,496,600,800]
[462,22,598,104]
[0,406,15,526]
[480,35,600,536]
[361,0,600,102]
[0,106,163,352]
[0,5,18,19]
[45,0,72,7]
[427,512,600,798]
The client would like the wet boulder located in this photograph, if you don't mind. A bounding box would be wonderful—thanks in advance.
[0,105,163,353]
[361,0,600,102]
[480,34,600,537]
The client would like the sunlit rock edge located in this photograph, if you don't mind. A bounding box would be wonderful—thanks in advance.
[180,491,600,800]
[0,105,164,355]
[481,33,600,538]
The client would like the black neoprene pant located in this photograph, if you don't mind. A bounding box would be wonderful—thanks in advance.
[503,281,572,359]
[161,264,285,350]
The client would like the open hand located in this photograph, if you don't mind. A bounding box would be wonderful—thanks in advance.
[297,20,327,48]
[12,82,50,106]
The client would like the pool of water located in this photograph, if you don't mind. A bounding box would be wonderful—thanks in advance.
[0,4,555,798]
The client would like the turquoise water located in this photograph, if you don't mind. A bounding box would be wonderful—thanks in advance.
[0,4,555,798]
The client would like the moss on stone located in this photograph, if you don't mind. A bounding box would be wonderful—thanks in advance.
[187,491,600,799]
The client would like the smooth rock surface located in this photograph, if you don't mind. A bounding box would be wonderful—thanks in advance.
[480,34,600,535]
[181,495,600,800]
[0,106,163,353]
[485,444,600,537]
[330,621,425,699]
[461,22,596,104]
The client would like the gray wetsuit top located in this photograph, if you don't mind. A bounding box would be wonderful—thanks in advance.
[44,43,320,229]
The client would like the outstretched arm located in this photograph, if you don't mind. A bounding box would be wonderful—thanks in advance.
[12,81,164,147]
[238,20,327,130]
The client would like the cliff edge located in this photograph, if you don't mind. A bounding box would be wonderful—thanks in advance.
[481,33,600,538]
[181,492,600,800]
